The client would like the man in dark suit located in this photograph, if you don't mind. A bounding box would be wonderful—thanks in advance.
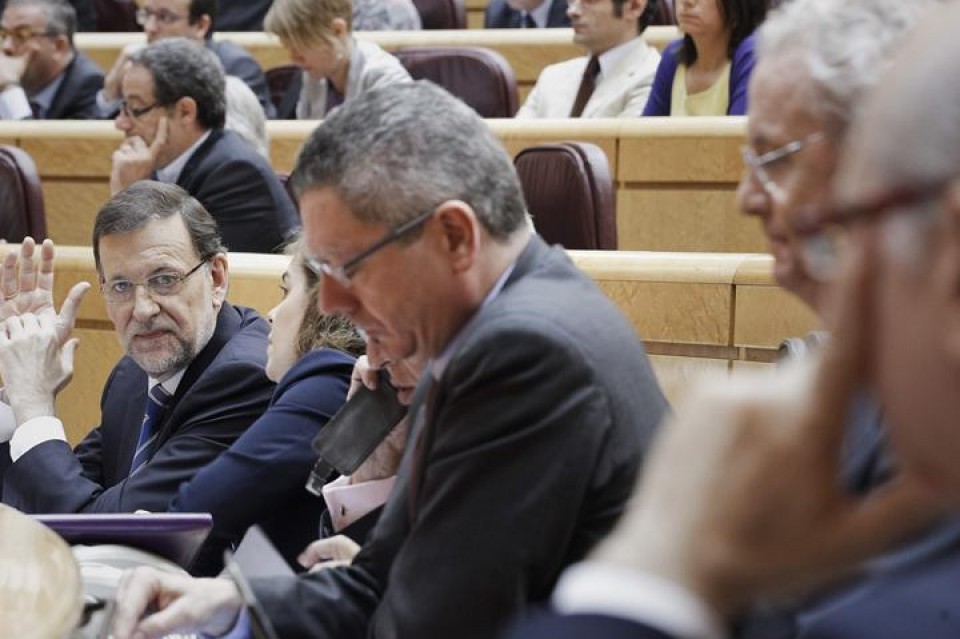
[110,80,668,639]
[110,38,299,254]
[0,181,275,515]
[485,0,570,28]
[0,0,102,119]
[215,0,272,31]
[504,1,960,637]
[97,0,274,119]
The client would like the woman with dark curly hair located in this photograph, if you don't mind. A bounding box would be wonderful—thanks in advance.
[643,0,768,116]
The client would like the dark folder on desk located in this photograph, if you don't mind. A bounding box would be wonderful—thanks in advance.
[33,512,212,569]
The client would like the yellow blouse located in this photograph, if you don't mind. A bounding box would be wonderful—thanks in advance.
[670,62,731,116]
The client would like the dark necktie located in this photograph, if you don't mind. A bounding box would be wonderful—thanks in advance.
[129,383,172,475]
[28,99,42,120]
[406,379,439,521]
[523,12,536,28]
[569,56,601,118]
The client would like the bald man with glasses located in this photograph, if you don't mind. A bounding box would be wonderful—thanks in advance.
[0,182,275,532]
[0,0,102,119]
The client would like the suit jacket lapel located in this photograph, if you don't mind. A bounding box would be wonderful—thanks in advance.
[583,38,647,118]
[153,302,242,447]
[176,129,223,188]
[46,54,78,120]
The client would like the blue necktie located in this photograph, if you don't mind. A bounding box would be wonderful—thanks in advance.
[129,384,172,475]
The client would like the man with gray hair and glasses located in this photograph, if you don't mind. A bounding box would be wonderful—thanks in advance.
[110,80,667,639]
[0,182,274,521]
[506,0,960,637]
[0,0,103,119]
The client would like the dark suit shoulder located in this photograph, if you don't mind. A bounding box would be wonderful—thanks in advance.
[47,50,104,119]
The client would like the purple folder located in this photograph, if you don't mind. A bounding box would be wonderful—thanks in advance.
[32,513,212,569]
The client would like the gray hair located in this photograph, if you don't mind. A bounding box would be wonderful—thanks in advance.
[128,37,227,130]
[93,182,226,274]
[757,0,940,141]
[7,0,76,47]
[225,76,269,158]
[290,81,527,240]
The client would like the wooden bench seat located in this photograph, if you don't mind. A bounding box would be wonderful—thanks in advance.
[41,247,815,444]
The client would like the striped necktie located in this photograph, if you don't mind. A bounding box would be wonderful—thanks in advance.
[129,383,172,475]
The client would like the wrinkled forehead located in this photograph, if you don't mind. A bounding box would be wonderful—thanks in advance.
[747,52,825,147]
[98,216,199,274]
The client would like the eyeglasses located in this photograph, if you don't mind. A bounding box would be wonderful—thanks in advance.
[794,181,948,282]
[305,208,436,288]
[0,24,57,44]
[100,260,208,304]
[135,8,187,26]
[741,132,826,200]
[119,100,161,120]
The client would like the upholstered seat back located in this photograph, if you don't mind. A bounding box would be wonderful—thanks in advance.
[411,0,466,28]
[514,142,616,250]
[395,47,519,117]
[0,145,47,242]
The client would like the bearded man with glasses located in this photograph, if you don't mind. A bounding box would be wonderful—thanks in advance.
[0,0,102,120]
[0,181,275,524]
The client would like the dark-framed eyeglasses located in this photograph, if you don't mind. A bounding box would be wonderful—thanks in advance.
[741,131,826,200]
[100,260,209,304]
[305,208,437,288]
[119,100,161,120]
[0,24,57,44]
[795,180,949,282]
[135,8,187,26]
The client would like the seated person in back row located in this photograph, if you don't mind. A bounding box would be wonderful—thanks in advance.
[485,0,571,29]
[0,182,276,516]
[642,0,766,116]
[110,38,299,254]
[265,0,411,120]
[0,0,103,120]
[98,0,274,118]
[352,0,422,30]
[516,0,660,118]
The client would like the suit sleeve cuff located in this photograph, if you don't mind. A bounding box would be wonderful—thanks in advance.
[9,415,67,461]
[552,562,726,639]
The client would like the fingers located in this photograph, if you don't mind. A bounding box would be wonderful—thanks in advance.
[801,234,876,459]
[298,535,361,569]
[348,355,374,400]
[56,281,90,344]
[308,558,352,572]
[112,567,162,639]
[1,243,17,302]
[61,337,79,378]
[36,238,55,295]
[17,237,36,295]
[150,117,169,158]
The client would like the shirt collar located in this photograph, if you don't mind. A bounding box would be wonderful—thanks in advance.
[155,130,212,184]
[28,69,67,118]
[148,369,186,397]
[430,262,516,381]
[596,37,640,82]
[526,0,553,28]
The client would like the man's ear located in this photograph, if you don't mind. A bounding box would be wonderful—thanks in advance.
[194,14,213,39]
[208,252,229,308]
[434,201,478,274]
[624,0,647,21]
[175,96,198,125]
[53,34,71,55]
[330,17,349,38]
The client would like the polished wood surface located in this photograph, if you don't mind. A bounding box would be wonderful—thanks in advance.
[3,117,756,254]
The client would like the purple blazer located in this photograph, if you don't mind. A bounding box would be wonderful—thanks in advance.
[642,33,756,116]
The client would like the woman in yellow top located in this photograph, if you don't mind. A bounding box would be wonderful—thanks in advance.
[643,0,768,116]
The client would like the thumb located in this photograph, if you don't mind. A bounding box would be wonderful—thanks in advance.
[61,338,79,375]
[56,281,90,344]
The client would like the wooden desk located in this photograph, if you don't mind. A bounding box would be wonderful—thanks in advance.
[1,117,761,254]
